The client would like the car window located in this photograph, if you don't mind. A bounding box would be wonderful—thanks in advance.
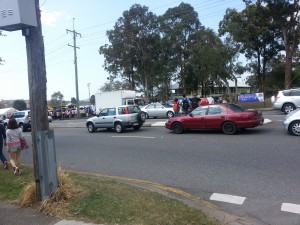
[282,90,291,96]
[127,99,135,105]
[226,104,245,112]
[118,107,126,115]
[155,103,164,109]
[207,106,226,115]
[107,108,116,116]
[128,106,140,114]
[146,104,155,109]
[291,90,300,96]
[99,109,108,116]
[191,106,208,116]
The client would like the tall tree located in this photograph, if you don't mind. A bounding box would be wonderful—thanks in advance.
[219,4,280,92]
[12,100,27,110]
[99,4,160,102]
[159,3,201,94]
[245,0,300,89]
[49,91,64,107]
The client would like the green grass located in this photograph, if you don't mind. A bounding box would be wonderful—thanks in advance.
[0,165,222,225]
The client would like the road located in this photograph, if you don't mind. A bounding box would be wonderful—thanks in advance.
[21,111,300,225]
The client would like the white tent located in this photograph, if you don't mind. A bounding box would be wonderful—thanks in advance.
[0,107,17,118]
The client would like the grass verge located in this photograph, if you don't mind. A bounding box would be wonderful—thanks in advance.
[0,165,222,225]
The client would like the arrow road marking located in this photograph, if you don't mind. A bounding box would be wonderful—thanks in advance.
[210,193,246,205]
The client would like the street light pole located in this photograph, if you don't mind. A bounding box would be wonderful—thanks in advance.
[87,83,91,102]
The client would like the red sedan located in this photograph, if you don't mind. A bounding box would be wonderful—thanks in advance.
[165,103,264,135]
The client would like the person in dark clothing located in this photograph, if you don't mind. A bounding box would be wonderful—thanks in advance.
[190,94,201,110]
[0,123,8,169]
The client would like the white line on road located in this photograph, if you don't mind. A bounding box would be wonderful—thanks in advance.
[111,136,155,139]
[281,203,300,214]
[55,220,101,225]
[151,121,166,126]
[210,193,246,205]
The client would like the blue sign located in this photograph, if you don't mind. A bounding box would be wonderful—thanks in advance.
[239,93,264,103]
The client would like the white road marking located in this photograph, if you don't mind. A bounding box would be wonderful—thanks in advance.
[55,220,101,225]
[210,193,246,205]
[151,121,166,126]
[281,203,300,214]
[111,136,155,139]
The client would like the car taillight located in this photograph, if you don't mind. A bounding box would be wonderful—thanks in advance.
[275,96,280,101]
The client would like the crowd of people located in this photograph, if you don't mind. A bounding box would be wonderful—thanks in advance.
[171,94,227,116]
[48,105,96,120]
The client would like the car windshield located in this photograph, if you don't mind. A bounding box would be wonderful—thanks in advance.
[226,104,246,112]
[128,106,141,114]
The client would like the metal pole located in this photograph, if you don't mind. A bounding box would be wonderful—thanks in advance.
[87,83,91,101]
[67,18,81,119]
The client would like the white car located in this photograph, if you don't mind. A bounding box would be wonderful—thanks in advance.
[141,103,174,119]
[283,108,300,136]
[272,88,300,114]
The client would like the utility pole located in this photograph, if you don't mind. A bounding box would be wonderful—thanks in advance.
[67,18,81,119]
[24,0,58,201]
[87,83,91,102]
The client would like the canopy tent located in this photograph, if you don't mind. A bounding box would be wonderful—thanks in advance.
[0,107,17,118]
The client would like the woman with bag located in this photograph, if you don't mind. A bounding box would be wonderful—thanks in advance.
[6,118,26,175]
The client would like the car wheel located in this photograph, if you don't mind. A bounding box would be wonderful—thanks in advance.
[289,120,300,136]
[145,113,149,119]
[283,103,295,114]
[115,122,123,133]
[166,111,174,118]
[87,122,95,133]
[222,121,237,135]
[172,122,184,134]
[137,112,146,123]
[133,125,141,130]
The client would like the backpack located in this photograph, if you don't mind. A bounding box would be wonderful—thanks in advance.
[182,98,189,110]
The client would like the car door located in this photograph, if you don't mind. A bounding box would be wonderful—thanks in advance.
[291,89,300,108]
[105,108,117,128]
[204,105,227,129]
[186,106,208,129]
[94,108,108,128]
[145,104,156,117]
[155,103,165,117]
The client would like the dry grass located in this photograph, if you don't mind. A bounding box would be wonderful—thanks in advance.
[18,168,84,217]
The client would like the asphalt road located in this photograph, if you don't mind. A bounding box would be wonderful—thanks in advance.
[21,111,300,225]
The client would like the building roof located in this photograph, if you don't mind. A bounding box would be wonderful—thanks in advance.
[170,79,250,90]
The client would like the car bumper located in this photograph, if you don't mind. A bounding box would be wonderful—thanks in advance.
[282,120,290,131]
[165,121,172,129]
[273,102,283,110]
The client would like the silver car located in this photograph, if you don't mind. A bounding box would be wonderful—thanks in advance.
[86,105,145,133]
[272,88,300,114]
[283,108,300,136]
[140,103,174,119]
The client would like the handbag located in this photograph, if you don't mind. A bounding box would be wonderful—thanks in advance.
[20,139,29,151]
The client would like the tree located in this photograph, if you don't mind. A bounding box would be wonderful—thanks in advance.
[159,3,201,94]
[90,95,95,105]
[49,91,64,107]
[71,97,76,105]
[100,4,160,102]
[219,4,280,92]
[245,0,300,89]
[12,100,27,111]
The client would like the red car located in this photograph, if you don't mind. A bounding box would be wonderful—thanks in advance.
[165,103,264,135]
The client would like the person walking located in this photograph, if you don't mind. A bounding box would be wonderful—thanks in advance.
[190,94,201,110]
[181,94,191,115]
[0,122,8,169]
[6,118,25,174]
[173,98,180,116]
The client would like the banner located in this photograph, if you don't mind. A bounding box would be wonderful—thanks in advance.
[238,93,264,103]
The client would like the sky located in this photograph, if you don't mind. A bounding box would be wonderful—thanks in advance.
[0,0,245,101]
